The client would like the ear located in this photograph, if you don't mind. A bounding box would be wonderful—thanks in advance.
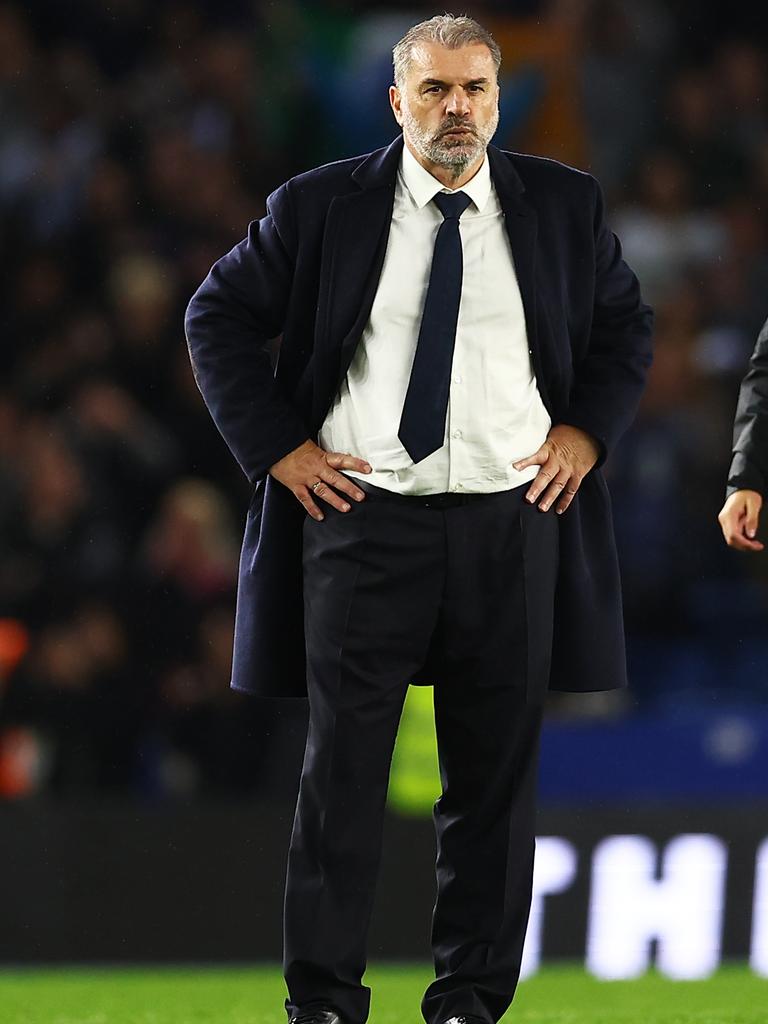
[389,85,404,127]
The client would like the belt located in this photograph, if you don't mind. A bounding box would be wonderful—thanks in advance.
[355,478,504,509]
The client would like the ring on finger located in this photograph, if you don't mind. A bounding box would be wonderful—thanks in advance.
[311,480,322,492]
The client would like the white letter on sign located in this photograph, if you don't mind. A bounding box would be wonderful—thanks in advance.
[751,837,768,977]
[520,836,578,979]
[586,834,727,979]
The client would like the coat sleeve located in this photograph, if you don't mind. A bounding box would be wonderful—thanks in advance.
[559,175,655,466]
[726,316,768,498]
[184,181,311,485]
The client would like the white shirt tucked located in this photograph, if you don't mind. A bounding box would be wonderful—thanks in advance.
[318,141,551,495]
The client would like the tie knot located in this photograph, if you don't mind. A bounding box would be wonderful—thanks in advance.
[433,190,472,221]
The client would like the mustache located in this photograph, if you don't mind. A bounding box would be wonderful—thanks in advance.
[436,118,478,137]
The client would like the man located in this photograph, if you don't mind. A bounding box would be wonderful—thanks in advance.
[184,14,653,1024]
[718,316,768,552]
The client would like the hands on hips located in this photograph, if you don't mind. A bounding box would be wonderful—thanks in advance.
[269,439,372,521]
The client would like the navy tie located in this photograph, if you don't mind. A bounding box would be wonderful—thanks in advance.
[398,190,472,464]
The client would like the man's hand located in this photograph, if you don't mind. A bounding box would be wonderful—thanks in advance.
[718,489,764,552]
[269,439,372,520]
[513,424,601,514]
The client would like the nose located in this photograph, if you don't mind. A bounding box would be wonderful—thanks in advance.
[445,87,471,117]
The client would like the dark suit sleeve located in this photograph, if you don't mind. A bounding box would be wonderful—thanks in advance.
[726,316,768,498]
[184,181,310,485]
[559,175,655,467]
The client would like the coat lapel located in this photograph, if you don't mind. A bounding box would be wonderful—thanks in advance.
[311,136,402,428]
[486,144,551,412]
[332,188,395,379]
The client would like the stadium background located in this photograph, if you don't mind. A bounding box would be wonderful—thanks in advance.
[1,0,768,992]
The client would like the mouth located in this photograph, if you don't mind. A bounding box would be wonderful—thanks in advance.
[441,127,474,137]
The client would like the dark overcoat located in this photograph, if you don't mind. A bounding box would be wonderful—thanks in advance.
[184,134,654,698]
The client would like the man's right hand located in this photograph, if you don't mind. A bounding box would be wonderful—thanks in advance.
[718,489,764,552]
[269,439,372,520]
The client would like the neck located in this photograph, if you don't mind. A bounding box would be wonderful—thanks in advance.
[404,137,485,190]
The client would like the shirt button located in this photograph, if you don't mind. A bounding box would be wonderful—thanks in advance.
[451,429,462,439]
[453,374,462,383]
[453,482,464,491]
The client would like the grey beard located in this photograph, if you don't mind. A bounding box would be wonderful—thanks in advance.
[402,107,498,181]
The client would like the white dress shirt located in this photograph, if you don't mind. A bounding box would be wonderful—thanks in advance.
[318,141,551,494]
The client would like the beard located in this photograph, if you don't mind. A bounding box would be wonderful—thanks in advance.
[402,106,499,180]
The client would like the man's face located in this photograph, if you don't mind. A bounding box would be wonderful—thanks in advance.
[390,41,500,177]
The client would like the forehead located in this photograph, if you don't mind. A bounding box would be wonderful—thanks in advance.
[406,40,496,84]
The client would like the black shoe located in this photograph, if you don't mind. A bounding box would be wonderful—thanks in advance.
[441,1017,489,1024]
[288,1009,343,1024]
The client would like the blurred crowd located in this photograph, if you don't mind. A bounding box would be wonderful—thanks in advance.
[1,0,767,799]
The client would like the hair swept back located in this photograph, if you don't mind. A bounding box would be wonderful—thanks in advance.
[392,13,502,88]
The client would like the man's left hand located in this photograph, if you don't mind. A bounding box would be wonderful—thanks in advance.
[513,424,601,514]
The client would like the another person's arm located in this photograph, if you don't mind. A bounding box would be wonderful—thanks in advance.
[718,317,768,551]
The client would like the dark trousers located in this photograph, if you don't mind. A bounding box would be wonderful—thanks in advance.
[283,480,559,1024]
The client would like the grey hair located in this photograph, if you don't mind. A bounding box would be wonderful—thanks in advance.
[392,13,502,89]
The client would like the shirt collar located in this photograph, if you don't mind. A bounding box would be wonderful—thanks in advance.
[400,140,492,213]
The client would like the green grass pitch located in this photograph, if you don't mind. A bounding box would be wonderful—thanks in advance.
[0,963,765,1024]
